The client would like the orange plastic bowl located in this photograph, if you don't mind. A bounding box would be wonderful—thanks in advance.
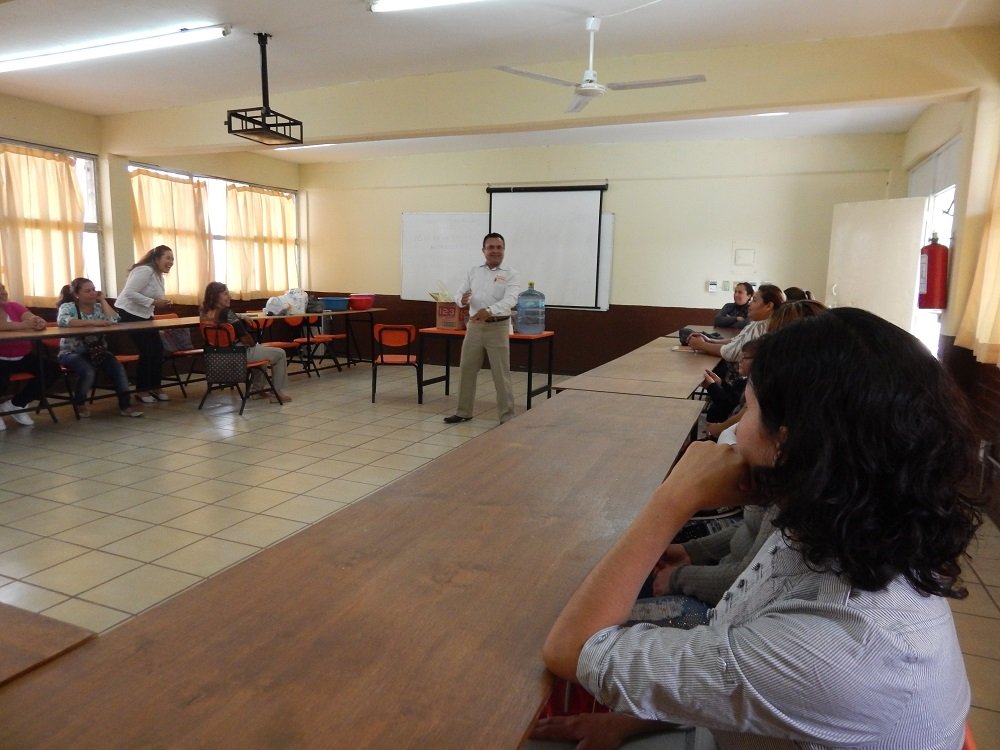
[349,294,375,310]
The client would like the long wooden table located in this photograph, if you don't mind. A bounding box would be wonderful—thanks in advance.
[0,604,93,687]
[558,337,719,400]
[0,390,703,749]
[0,316,203,420]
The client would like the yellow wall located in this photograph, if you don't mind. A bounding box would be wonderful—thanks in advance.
[303,134,905,307]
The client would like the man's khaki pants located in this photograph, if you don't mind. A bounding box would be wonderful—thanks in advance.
[455,319,514,423]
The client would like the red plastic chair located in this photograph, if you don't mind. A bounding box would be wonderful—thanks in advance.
[154,312,203,397]
[294,315,346,377]
[964,722,978,750]
[371,324,420,403]
[198,322,280,415]
[259,315,309,375]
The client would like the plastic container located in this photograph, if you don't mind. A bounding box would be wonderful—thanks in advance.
[319,297,350,311]
[514,281,545,335]
[349,293,375,310]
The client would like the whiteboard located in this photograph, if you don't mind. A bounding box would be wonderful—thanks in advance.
[401,212,489,302]
[400,210,614,309]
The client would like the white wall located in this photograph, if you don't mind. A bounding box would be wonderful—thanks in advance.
[302,133,905,306]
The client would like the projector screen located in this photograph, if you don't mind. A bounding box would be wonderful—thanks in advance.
[399,187,613,309]
[488,186,607,308]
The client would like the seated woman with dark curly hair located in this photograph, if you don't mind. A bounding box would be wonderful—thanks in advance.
[538,307,980,750]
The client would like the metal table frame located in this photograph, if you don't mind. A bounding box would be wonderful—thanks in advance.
[417,327,554,409]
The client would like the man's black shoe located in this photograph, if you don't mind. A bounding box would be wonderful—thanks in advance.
[443,415,472,424]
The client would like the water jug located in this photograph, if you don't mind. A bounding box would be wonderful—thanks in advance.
[515,282,545,334]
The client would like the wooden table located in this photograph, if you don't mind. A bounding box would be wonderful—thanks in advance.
[0,390,703,749]
[559,337,718,400]
[663,324,739,339]
[0,604,93,688]
[418,327,555,409]
[0,316,202,420]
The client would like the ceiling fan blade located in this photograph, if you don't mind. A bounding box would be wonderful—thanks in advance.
[605,74,707,91]
[565,94,592,113]
[496,65,577,88]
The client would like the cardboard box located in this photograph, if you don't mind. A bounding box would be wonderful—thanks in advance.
[436,302,468,330]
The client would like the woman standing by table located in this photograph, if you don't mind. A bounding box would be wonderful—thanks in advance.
[57,278,144,419]
[115,245,174,404]
[0,281,57,430]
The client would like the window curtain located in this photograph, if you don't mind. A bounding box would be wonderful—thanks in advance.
[0,144,84,306]
[956,151,1000,365]
[226,185,298,299]
[129,168,212,304]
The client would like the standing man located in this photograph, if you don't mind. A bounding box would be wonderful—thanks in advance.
[443,233,520,425]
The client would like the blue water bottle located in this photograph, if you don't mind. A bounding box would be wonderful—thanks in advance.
[515,282,545,334]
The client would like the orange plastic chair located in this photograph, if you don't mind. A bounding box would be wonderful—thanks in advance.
[198,322,280,415]
[964,722,978,750]
[154,312,203,397]
[294,315,346,377]
[371,324,420,403]
[260,315,309,375]
[41,323,82,418]
[5,372,59,423]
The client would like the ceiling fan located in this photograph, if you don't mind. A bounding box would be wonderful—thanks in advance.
[496,16,706,113]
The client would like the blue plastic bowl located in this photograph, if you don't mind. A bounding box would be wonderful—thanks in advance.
[319,297,350,311]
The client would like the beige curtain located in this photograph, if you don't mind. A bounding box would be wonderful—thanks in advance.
[0,144,84,306]
[956,152,1000,365]
[226,185,298,299]
[130,169,212,304]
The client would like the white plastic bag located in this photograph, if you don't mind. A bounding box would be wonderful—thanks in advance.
[285,288,308,314]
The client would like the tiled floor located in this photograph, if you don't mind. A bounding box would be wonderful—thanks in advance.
[0,364,998,745]
[0,363,534,632]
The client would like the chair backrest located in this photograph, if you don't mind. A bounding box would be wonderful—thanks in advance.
[199,322,247,384]
[200,322,238,348]
[374,324,416,350]
[42,322,61,352]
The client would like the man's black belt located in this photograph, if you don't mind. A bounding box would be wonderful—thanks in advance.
[484,316,510,323]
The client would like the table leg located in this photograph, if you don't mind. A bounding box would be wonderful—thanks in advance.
[526,339,534,410]
[443,336,451,395]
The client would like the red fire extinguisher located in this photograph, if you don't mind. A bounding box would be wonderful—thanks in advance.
[918,232,948,309]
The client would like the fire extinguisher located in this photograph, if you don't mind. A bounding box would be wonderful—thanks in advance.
[918,232,948,309]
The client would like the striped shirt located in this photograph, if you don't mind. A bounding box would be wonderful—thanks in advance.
[578,531,968,749]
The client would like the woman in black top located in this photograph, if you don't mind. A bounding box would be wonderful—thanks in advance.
[713,282,753,328]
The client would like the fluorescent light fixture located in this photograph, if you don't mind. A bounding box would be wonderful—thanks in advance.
[752,111,790,117]
[273,143,338,151]
[0,24,231,74]
[370,0,494,12]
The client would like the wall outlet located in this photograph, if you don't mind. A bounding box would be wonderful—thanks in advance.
[706,280,719,293]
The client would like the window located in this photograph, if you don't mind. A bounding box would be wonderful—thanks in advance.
[0,140,101,305]
[129,165,299,302]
